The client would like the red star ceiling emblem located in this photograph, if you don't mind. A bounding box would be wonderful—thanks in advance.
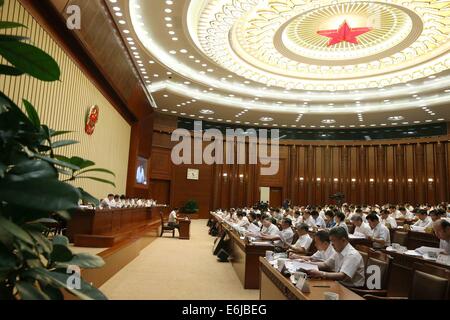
[317,21,372,46]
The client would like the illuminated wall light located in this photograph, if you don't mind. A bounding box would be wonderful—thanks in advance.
[333,178,339,182]
[369,178,375,182]
[388,179,394,183]
[299,177,304,181]
[408,178,413,182]
[223,173,228,177]
[316,178,321,182]
[428,178,434,182]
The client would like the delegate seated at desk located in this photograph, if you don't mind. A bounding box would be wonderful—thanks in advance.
[366,213,391,249]
[307,227,365,288]
[260,218,294,251]
[260,217,279,236]
[413,209,433,228]
[168,208,180,228]
[433,219,450,255]
[287,223,312,255]
[290,230,335,262]
[350,215,372,238]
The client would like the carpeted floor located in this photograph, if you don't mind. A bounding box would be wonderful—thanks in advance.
[100,219,259,300]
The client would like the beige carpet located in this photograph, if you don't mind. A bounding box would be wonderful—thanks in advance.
[100,219,259,300]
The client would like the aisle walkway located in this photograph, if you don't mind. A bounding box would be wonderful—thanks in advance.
[100,219,259,300]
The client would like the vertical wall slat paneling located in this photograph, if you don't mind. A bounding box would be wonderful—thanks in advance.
[0,0,131,198]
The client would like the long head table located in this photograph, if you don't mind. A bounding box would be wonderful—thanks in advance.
[67,206,169,247]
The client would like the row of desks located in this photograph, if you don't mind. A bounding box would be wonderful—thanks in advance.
[211,213,448,299]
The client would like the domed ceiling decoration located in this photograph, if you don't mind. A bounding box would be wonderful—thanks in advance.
[106,0,450,129]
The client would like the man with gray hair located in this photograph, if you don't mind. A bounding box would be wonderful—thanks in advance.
[433,219,450,255]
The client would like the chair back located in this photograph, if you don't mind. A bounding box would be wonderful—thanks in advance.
[160,211,165,227]
[410,263,450,300]
[392,231,408,247]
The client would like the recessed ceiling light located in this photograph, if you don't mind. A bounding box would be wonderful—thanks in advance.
[321,119,336,124]
[260,117,273,122]
[388,116,404,121]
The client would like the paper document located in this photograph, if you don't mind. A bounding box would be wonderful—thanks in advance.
[410,226,426,233]
[247,223,261,234]
[415,246,445,255]
[251,241,273,246]
[284,260,319,272]
[349,233,367,239]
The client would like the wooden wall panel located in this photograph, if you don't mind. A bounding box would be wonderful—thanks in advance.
[150,147,172,180]
[150,129,449,212]
[0,0,131,198]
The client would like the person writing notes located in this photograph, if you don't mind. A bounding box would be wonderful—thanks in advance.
[287,223,313,255]
[236,211,250,229]
[290,230,335,262]
[333,211,348,233]
[433,219,450,255]
[350,215,372,238]
[380,209,397,229]
[260,216,280,236]
[413,209,433,228]
[366,213,391,249]
[261,218,294,252]
[307,227,365,288]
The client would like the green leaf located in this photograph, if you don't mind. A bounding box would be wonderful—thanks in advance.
[40,285,63,300]
[55,156,95,170]
[0,178,81,211]
[49,130,73,138]
[0,34,28,42]
[22,99,40,129]
[16,281,50,300]
[6,160,57,182]
[0,21,27,29]
[26,268,108,300]
[78,188,99,206]
[76,176,116,187]
[77,168,115,177]
[0,243,19,271]
[50,244,73,263]
[51,140,78,149]
[52,235,69,247]
[0,1,4,8]
[0,40,60,81]
[33,154,80,171]
[57,253,105,269]
[0,215,34,246]
[0,64,24,76]
[0,162,5,178]
[54,210,71,220]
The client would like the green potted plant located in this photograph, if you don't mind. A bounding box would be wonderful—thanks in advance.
[181,199,199,214]
[0,0,114,300]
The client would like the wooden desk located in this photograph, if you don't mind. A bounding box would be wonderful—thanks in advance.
[178,219,191,240]
[382,249,450,297]
[67,206,167,247]
[259,257,364,300]
[211,213,273,289]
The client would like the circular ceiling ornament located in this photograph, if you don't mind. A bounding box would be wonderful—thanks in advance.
[190,0,450,90]
[274,2,423,66]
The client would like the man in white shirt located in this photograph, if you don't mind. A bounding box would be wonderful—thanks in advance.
[350,215,372,238]
[366,213,390,249]
[333,212,349,233]
[168,208,179,228]
[413,209,433,228]
[288,223,313,254]
[433,220,450,255]
[400,207,414,220]
[301,211,316,228]
[261,218,294,251]
[100,194,115,209]
[388,205,403,219]
[290,230,335,262]
[260,217,279,237]
[236,211,250,229]
[307,227,365,288]
[312,210,326,229]
[380,209,397,229]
